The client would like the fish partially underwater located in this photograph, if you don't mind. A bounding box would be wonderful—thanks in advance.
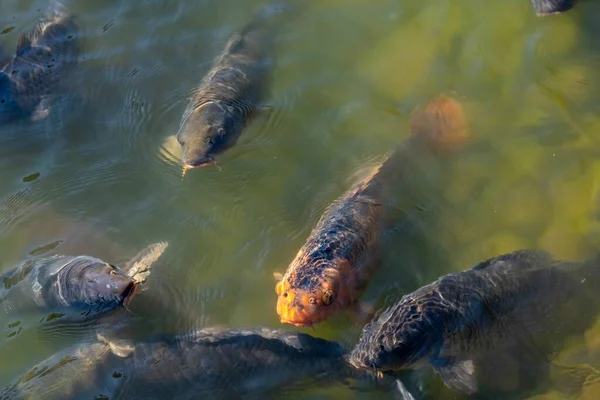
[0,327,395,400]
[274,95,469,327]
[531,0,576,16]
[0,242,168,335]
[173,4,289,173]
[349,249,600,396]
[0,2,80,124]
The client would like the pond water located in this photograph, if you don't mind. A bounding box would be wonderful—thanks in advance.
[2,0,600,399]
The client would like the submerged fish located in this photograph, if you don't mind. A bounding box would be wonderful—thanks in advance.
[0,2,79,124]
[348,249,600,395]
[275,95,469,327]
[0,242,168,328]
[0,327,391,400]
[175,4,288,172]
[531,0,576,16]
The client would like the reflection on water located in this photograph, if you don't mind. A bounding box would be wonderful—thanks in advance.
[1,0,600,399]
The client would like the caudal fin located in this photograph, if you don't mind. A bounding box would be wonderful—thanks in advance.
[409,94,469,153]
[531,0,576,16]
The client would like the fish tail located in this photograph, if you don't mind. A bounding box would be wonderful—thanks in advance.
[408,94,469,154]
[549,361,600,397]
[531,0,576,16]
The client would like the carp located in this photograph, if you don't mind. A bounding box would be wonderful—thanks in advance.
[0,2,80,124]
[275,95,468,327]
[349,249,600,395]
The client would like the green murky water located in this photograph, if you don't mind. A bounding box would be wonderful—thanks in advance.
[2,0,600,398]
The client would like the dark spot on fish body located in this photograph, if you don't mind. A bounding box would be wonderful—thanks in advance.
[22,172,41,183]
[45,312,65,322]
[94,396,110,400]
[28,240,62,256]
[6,327,21,338]
[2,260,36,290]
[7,321,21,328]
[112,371,122,379]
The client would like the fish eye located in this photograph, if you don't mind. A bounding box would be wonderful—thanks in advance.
[109,269,117,275]
[205,137,213,145]
[217,128,225,136]
[321,290,334,306]
[308,297,316,304]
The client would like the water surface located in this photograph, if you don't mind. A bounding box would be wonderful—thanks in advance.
[2,0,600,399]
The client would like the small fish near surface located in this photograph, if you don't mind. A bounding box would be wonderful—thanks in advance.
[0,327,395,400]
[174,3,289,175]
[0,2,80,124]
[531,0,576,16]
[348,249,600,396]
[274,95,469,328]
[0,242,168,335]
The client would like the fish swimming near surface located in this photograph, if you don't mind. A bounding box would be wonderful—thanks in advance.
[0,327,395,400]
[0,2,79,124]
[274,95,469,327]
[0,242,168,333]
[174,4,288,174]
[348,249,600,395]
[531,0,576,15]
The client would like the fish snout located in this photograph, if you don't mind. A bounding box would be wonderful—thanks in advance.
[276,289,329,327]
[183,155,216,169]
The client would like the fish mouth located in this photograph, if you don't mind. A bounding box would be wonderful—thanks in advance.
[279,317,313,327]
[121,282,138,308]
[183,155,216,169]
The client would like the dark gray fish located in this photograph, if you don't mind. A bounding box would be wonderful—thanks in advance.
[0,327,392,400]
[349,249,600,395]
[0,255,136,320]
[0,2,79,124]
[531,0,576,15]
[176,4,288,170]
[0,241,168,326]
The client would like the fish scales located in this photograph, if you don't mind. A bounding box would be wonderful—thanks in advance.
[349,249,600,395]
[0,3,79,123]
[276,95,469,327]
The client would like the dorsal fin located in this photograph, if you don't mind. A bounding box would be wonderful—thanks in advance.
[16,33,32,57]
[471,249,554,272]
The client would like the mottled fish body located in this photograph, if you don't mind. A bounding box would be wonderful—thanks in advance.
[0,2,79,123]
[275,95,469,327]
[176,4,287,169]
[349,249,600,395]
[2,327,386,400]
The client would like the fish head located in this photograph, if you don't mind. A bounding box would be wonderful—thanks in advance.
[68,261,138,311]
[275,258,354,327]
[177,102,240,168]
[349,298,440,372]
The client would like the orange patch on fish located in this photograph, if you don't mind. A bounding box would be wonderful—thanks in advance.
[275,259,356,327]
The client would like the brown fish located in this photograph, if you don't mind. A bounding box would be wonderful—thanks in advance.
[275,95,469,327]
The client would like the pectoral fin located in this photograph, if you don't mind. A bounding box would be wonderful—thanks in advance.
[123,241,169,284]
[432,359,478,395]
[97,333,135,358]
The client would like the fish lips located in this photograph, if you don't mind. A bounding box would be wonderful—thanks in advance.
[183,155,216,169]
[121,281,138,308]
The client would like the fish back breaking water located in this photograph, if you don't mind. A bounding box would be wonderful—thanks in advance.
[349,249,600,394]
[1,327,385,400]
